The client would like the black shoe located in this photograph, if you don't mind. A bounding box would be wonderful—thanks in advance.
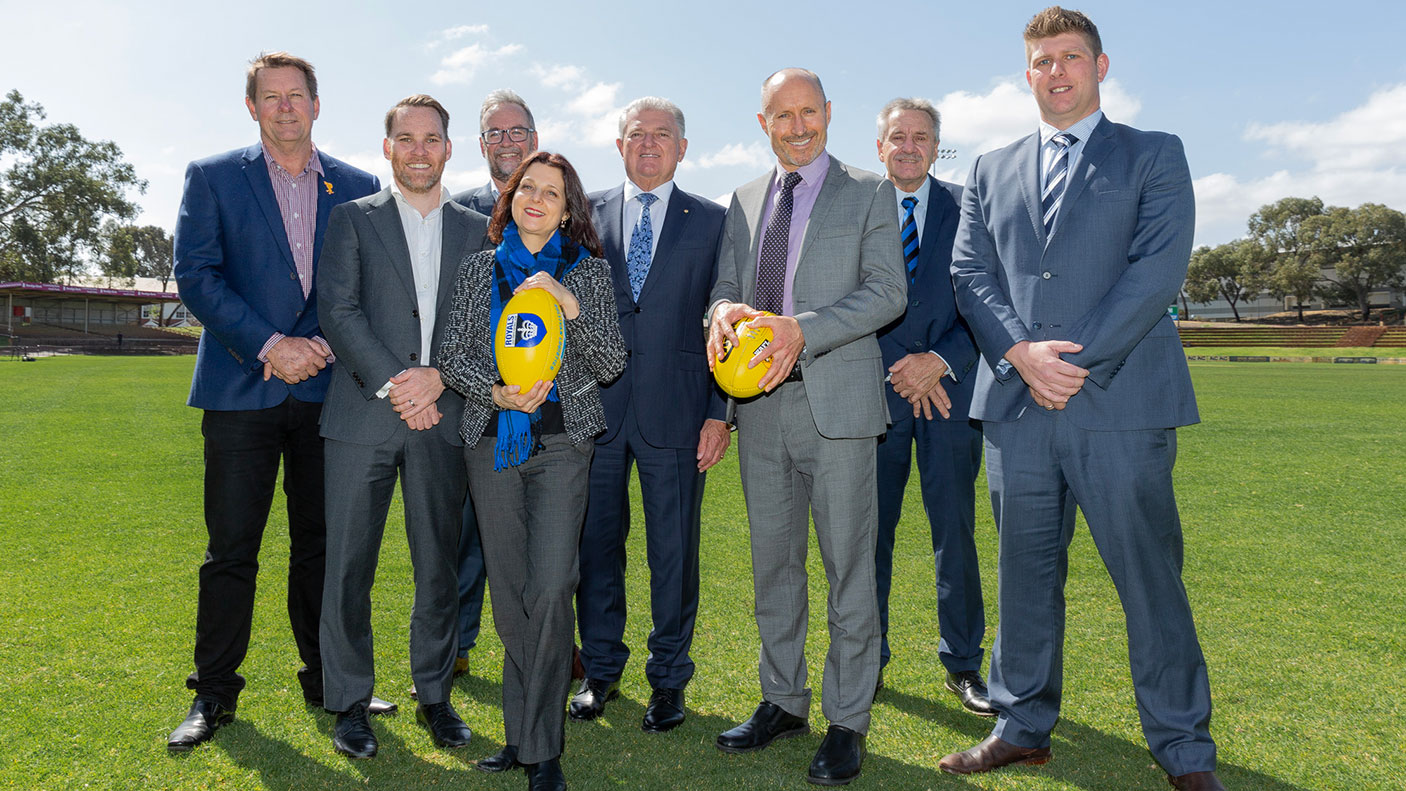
[806,724,865,786]
[417,701,472,748]
[525,756,566,791]
[167,698,233,752]
[475,744,522,773]
[568,678,618,721]
[945,670,997,717]
[716,701,808,753]
[305,692,397,715]
[333,702,378,759]
[641,687,685,733]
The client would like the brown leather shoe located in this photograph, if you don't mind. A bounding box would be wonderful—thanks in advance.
[939,734,1051,775]
[1169,771,1227,791]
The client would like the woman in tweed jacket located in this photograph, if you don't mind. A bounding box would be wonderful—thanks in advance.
[438,152,624,791]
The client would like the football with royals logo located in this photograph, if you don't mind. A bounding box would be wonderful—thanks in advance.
[495,288,565,389]
[712,313,775,399]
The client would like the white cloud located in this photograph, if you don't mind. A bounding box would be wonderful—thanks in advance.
[935,76,1142,159]
[530,64,587,91]
[565,81,621,118]
[424,24,489,50]
[430,43,523,86]
[1192,83,1406,246]
[678,141,774,172]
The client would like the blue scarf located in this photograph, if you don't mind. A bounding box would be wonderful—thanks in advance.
[490,222,587,469]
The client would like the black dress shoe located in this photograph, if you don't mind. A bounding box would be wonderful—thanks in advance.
[167,698,234,752]
[333,702,378,759]
[475,744,522,773]
[568,678,618,721]
[945,670,997,717]
[525,756,567,791]
[417,701,472,748]
[716,701,808,753]
[305,692,397,715]
[641,687,685,733]
[1169,770,1228,791]
[806,724,865,786]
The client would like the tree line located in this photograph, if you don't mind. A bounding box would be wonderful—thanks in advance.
[0,90,171,290]
[1184,197,1406,322]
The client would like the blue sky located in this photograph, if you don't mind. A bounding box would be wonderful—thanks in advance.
[4,0,1404,248]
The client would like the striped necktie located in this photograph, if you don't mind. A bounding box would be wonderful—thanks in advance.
[626,192,658,301]
[756,171,802,315]
[1041,132,1078,237]
[900,196,919,282]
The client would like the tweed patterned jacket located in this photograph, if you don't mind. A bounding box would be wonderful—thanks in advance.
[438,248,627,447]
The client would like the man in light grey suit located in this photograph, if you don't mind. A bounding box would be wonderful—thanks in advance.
[707,68,906,787]
[446,89,538,680]
[939,10,1223,791]
[317,95,488,760]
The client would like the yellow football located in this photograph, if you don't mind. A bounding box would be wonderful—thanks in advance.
[712,314,775,399]
[495,288,565,389]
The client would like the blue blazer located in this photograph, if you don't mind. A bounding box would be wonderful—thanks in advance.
[877,177,979,423]
[590,185,727,448]
[451,183,497,216]
[952,116,1198,430]
[174,144,379,411]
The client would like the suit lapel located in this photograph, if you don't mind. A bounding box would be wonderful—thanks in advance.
[439,204,471,310]
[313,153,337,269]
[366,192,417,299]
[796,157,844,272]
[595,188,628,297]
[638,190,691,303]
[1015,133,1046,246]
[735,175,771,305]
[1055,116,1113,235]
[916,176,947,283]
[241,147,297,275]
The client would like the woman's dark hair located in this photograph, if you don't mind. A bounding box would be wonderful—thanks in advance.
[487,151,603,258]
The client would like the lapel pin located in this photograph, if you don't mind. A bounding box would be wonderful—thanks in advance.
[324,181,334,195]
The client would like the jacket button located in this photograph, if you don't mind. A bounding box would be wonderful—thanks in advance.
[412,310,420,318]
[290,272,297,280]
[1042,271,1052,280]
[1032,321,1042,330]
[634,306,642,314]
[410,353,418,361]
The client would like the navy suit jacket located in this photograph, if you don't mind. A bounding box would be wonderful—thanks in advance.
[952,116,1198,430]
[877,177,979,423]
[451,183,497,217]
[590,184,727,448]
[174,144,380,411]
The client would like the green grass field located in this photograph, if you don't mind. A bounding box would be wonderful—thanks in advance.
[1,357,1401,790]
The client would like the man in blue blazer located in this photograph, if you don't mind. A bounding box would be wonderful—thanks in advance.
[871,98,991,716]
[939,10,1223,791]
[573,97,729,735]
[168,52,380,752]
[445,89,538,678]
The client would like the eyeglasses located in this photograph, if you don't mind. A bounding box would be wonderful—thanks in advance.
[481,127,534,144]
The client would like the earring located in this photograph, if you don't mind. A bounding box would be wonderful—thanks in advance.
[560,215,569,228]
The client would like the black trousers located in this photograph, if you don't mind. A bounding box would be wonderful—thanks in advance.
[186,396,326,708]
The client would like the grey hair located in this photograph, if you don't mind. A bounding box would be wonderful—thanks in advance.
[760,68,826,112]
[618,96,686,138]
[876,97,941,140]
[479,89,535,132]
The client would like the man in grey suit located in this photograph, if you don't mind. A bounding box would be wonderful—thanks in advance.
[939,10,1224,791]
[707,68,906,786]
[446,89,538,679]
[317,95,487,759]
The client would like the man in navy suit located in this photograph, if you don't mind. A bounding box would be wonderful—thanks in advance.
[445,89,538,679]
[939,10,1223,791]
[168,52,380,752]
[573,97,729,734]
[870,98,991,716]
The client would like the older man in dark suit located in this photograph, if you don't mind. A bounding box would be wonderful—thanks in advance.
[571,97,728,736]
[169,51,380,751]
[317,95,489,759]
[940,9,1223,791]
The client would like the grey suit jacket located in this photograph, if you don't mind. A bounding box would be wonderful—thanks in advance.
[952,115,1199,430]
[318,189,491,445]
[452,183,497,217]
[710,155,907,439]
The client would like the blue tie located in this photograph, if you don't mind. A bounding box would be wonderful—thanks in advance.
[626,192,658,301]
[900,196,919,282]
[756,171,802,315]
[1041,132,1078,237]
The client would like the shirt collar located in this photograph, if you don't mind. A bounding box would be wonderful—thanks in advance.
[1040,110,1103,146]
[261,142,324,178]
[774,150,830,188]
[894,175,932,206]
[390,182,452,216]
[624,178,675,204]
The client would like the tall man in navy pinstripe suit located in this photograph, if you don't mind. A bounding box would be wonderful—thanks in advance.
[939,9,1223,791]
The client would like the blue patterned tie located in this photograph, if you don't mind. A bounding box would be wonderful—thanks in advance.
[627,192,658,301]
[756,171,802,315]
[1041,132,1078,237]
[900,196,919,282]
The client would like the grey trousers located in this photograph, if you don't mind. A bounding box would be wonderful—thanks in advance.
[320,426,466,711]
[735,380,881,734]
[466,432,590,764]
